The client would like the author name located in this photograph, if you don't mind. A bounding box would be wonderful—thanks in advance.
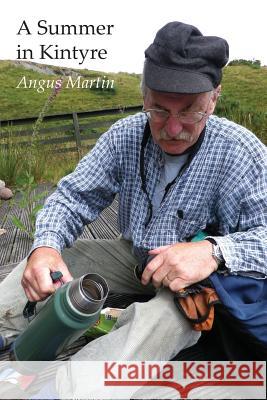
[16,75,115,93]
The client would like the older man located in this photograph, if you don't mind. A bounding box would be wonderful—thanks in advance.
[0,21,266,370]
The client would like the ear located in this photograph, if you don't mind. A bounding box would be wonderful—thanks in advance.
[143,88,151,108]
[208,85,221,115]
[214,85,221,99]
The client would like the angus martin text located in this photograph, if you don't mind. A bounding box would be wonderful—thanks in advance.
[16,75,115,93]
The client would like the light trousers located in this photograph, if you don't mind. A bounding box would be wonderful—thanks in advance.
[0,238,200,397]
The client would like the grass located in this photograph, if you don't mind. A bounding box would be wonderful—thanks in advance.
[0,61,266,187]
[0,137,22,186]
[215,95,266,144]
[221,65,267,112]
[0,137,77,195]
[0,61,266,119]
[0,61,142,120]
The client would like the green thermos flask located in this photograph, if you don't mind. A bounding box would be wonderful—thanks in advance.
[10,272,108,361]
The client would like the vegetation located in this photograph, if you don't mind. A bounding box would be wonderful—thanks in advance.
[0,60,265,240]
[0,130,77,187]
[10,173,48,240]
[221,65,267,113]
[228,59,261,68]
[0,61,142,120]
[0,131,23,186]
[0,60,266,188]
[0,60,266,117]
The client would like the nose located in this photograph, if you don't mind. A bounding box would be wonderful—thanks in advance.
[165,115,183,138]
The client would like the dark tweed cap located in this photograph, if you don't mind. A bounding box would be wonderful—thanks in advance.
[144,21,229,94]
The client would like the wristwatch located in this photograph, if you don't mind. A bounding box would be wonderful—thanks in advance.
[205,238,225,268]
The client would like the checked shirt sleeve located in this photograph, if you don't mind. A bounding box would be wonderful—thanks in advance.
[208,158,267,278]
[32,128,121,253]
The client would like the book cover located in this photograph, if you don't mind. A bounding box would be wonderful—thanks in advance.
[0,1,266,398]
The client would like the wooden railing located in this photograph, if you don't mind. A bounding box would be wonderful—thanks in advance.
[0,105,142,157]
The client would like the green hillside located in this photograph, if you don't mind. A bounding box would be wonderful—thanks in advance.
[0,60,266,144]
[221,65,267,112]
[0,61,143,120]
[0,60,266,118]
[0,61,265,186]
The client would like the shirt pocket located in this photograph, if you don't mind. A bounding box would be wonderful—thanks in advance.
[175,212,208,241]
[175,200,211,238]
[143,208,209,249]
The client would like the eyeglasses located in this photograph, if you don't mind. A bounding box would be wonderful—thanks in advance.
[142,108,208,124]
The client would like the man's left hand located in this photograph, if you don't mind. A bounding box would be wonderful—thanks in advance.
[141,241,218,292]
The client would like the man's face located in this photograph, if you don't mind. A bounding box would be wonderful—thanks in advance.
[143,88,218,154]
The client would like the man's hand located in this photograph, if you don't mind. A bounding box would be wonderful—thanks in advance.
[141,240,218,292]
[22,247,73,302]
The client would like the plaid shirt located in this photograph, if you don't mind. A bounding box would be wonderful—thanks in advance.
[33,113,267,277]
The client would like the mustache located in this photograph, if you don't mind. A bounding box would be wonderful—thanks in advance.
[159,129,194,143]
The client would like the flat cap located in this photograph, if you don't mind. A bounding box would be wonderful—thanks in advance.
[144,21,229,94]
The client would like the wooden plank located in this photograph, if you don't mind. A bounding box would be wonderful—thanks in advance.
[0,124,73,138]
[0,105,142,155]
[41,136,75,145]
[0,196,121,362]
[0,202,10,225]
[0,206,25,265]
[8,210,32,264]
[89,216,118,239]
[0,185,52,265]
[0,119,119,139]
[0,191,120,266]
[99,214,120,237]
[80,226,96,240]
[0,105,142,127]
[78,118,119,131]
[110,197,119,211]
[39,131,102,146]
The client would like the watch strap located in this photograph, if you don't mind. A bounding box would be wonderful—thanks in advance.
[205,238,225,270]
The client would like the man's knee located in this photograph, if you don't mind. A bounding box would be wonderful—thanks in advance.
[114,288,189,332]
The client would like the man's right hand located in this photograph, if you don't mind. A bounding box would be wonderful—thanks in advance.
[22,247,73,302]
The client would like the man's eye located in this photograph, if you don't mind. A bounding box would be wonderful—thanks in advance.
[155,110,167,115]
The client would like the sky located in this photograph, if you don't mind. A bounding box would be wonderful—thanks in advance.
[1,0,266,73]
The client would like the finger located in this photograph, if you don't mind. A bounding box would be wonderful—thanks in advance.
[34,269,56,297]
[148,244,173,255]
[151,264,173,288]
[24,277,52,301]
[162,275,172,288]
[23,267,55,299]
[141,253,164,285]
[57,264,73,283]
[53,280,63,290]
[24,285,44,302]
[169,277,189,292]
[23,286,34,302]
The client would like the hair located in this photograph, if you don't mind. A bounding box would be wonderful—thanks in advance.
[140,60,148,97]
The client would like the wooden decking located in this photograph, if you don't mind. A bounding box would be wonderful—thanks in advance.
[0,184,120,269]
[0,185,120,361]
